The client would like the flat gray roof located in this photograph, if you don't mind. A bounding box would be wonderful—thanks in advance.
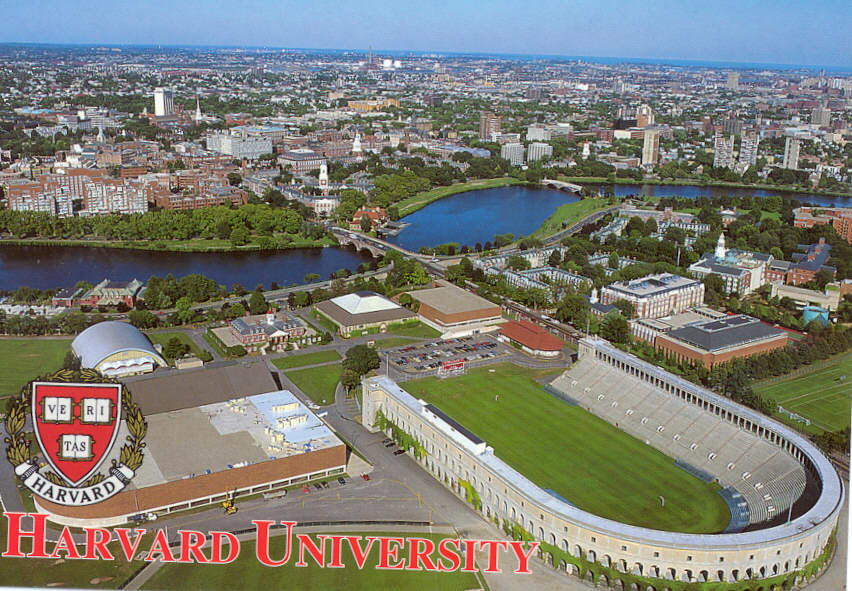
[409,283,499,315]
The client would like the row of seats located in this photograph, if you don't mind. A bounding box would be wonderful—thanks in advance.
[550,361,807,527]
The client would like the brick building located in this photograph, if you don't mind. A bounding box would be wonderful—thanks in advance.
[793,207,852,243]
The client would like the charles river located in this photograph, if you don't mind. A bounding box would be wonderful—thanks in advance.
[1,184,849,290]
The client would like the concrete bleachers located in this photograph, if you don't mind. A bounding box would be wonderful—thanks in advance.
[551,359,807,528]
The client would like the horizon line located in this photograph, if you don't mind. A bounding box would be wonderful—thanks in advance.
[1,41,850,72]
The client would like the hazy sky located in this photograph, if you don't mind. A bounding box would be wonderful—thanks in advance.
[4,0,851,67]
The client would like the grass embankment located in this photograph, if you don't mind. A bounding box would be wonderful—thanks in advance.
[146,331,208,359]
[396,177,525,217]
[286,364,343,405]
[0,235,336,253]
[530,198,614,239]
[404,363,731,534]
[555,176,852,198]
[0,338,71,398]
[272,349,341,370]
[754,352,852,434]
[141,532,483,591]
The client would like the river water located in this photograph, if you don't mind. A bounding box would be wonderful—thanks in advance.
[0,183,847,289]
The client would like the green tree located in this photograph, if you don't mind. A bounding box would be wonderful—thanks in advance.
[174,297,195,325]
[249,290,268,315]
[600,312,630,344]
[342,344,381,377]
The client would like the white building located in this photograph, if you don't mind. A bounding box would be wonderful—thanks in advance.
[642,129,660,166]
[783,136,800,170]
[526,124,552,141]
[600,273,704,319]
[713,132,735,169]
[527,142,553,162]
[739,133,760,167]
[500,142,525,166]
[206,133,273,160]
[153,88,174,117]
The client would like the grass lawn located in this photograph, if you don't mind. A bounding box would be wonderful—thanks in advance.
[372,337,423,350]
[146,331,206,358]
[531,198,613,238]
[754,352,852,433]
[286,363,343,405]
[273,349,341,370]
[396,177,524,217]
[404,363,731,534]
[0,338,71,398]
[385,322,441,339]
[141,532,483,591]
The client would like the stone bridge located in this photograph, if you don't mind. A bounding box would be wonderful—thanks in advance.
[541,178,584,193]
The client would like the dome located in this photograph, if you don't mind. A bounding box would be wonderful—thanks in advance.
[72,321,166,377]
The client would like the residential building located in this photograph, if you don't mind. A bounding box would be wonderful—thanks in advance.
[479,111,502,141]
[793,207,852,244]
[500,142,524,166]
[527,142,553,162]
[600,273,704,319]
[786,239,835,286]
[783,136,800,170]
[526,123,551,141]
[739,133,759,167]
[350,207,388,231]
[153,88,174,117]
[636,104,654,127]
[641,129,660,166]
[811,104,831,127]
[713,131,735,169]
[726,71,740,90]
[206,133,273,160]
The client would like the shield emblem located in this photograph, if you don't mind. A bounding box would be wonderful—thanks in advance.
[31,381,123,487]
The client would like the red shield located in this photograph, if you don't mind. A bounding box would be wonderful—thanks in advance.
[31,382,123,487]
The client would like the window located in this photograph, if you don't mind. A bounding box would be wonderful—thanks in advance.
[653,552,659,558]
[621,545,627,551]
[687,556,693,561]
[591,537,596,543]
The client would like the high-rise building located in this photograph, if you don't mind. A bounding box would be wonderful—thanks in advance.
[722,117,743,136]
[738,133,760,167]
[726,71,740,90]
[527,142,553,162]
[713,131,735,169]
[500,143,524,166]
[526,124,551,141]
[636,104,655,128]
[479,111,502,141]
[783,136,800,170]
[811,104,831,127]
[153,88,174,117]
[641,129,660,166]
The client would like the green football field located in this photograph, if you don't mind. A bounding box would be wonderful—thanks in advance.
[273,349,341,370]
[754,352,852,433]
[0,338,71,398]
[404,364,731,534]
[141,532,482,591]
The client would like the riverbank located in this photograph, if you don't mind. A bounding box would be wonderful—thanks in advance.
[0,235,337,253]
[396,177,525,217]
[530,197,616,239]
[556,176,852,199]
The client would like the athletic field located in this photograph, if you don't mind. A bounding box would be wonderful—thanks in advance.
[754,352,851,433]
[141,532,482,591]
[404,363,731,534]
[0,338,71,398]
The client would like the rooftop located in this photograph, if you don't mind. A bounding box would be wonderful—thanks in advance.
[664,314,787,352]
[500,320,564,351]
[605,273,700,298]
[408,283,499,315]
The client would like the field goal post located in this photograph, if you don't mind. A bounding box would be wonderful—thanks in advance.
[437,358,467,379]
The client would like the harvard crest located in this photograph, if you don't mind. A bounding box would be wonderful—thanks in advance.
[4,369,147,506]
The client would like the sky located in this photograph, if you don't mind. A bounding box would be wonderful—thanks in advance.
[4,0,851,68]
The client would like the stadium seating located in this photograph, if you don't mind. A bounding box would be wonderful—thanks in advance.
[550,360,807,528]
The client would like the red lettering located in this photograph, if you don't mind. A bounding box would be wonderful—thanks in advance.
[178,530,208,564]
[323,535,346,568]
[437,538,462,572]
[345,535,376,569]
[144,529,175,562]
[294,534,326,567]
[83,528,114,560]
[49,527,81,560]
[372,536,405,570]
[209,531,240,564]
[2,513,50,558]
[114,528,147,562]
[478,540,509,573]
[508,540,539,574]
[405,537,437,571]
[253,520,295,567]
[462,539,478,572]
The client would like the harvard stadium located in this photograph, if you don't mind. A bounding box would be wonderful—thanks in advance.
[362,337,844,589]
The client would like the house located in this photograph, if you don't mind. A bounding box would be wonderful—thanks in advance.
[350,207,388,231]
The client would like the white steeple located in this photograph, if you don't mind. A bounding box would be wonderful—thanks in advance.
[96,126,105,143]
[715,233,727,259]
[352,133,362,154]
[318,161,329,193]
[590,287,599,304]
[194,97,203,121]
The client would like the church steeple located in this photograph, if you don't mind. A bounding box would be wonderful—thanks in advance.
[194,96,203,121]
[715,232,727,259]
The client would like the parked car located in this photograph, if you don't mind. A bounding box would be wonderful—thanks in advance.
[393,449,406,456]
[337,477,347,485]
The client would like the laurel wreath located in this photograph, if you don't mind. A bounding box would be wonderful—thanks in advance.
[4,368,147,487]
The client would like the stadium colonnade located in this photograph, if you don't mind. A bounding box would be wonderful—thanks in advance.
[361,337,844,587]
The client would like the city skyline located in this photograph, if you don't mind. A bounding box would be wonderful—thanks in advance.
[3,0,851,68]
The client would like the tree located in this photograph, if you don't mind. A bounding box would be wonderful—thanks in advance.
[163,337,190,361]
[174,297,195,325]
[611,299,635,319]
[360,215,373,233]
[547,249,562,267]
[229,225,250,246]
[128,309,159,329]
[342,344,381,377]
[506,254,531,271]
[600,312,630,344]
[249,290,267,315]
[62,350,81,370]
[227,172,242,186]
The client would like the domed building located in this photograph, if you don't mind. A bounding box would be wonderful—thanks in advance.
[71,321,166,378]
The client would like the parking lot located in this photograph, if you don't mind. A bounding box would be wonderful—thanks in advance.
[385,335,509,373]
